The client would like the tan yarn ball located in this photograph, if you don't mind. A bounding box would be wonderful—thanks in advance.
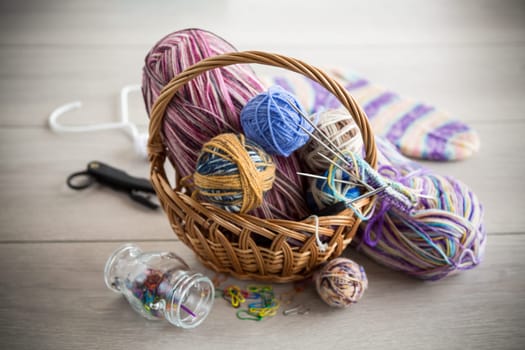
[315,257,368,308]
[300,108,363,174]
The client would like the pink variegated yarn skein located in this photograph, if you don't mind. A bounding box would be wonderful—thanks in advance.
[142,28,309,220]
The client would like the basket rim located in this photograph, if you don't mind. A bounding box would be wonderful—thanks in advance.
[148,50,377,171]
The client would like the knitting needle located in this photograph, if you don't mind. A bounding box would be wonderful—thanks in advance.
[296,123,372,190]
[286,96,374,192]
[296,172,360,186]
[317,152,375,191]
[294,118,374,191]
[295,121,353,168]
[344,183,390,216]
[290,102,352,161]
[347,184,389,204]
[287,97,361,171]
[314,184,390,217]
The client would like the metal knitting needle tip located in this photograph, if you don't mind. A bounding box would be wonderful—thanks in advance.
[286,95,359,173]
[288,98,355,165]
[296,172,360,186]
[317,152,375,191]
[297,122,357,170]
[347,184,390,204]
[285,96,373,191]
[296,120,368,190]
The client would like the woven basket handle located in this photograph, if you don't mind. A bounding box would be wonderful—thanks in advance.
[148,51,377,173]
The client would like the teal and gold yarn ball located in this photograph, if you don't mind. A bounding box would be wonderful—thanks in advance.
[193,133,276,214]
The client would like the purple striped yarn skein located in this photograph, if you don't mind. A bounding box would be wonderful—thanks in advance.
[355,139,486,280]
[142,29,309,220]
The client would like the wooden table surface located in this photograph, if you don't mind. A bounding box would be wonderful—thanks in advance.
[1,0,524,349]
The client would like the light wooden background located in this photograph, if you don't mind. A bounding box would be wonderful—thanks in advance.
[1,0,524,349]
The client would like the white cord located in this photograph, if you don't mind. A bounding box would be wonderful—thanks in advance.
[309,215,328,252]
[47,84,149,159]
[119,84,148,158]
[48,101,127,132]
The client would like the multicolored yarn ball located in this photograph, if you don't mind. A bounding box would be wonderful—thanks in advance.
[307,167,361,213]
[315,257,368,308]
[241,86,312,157]
[356,168,486,280]
[300,108,363,174]
[330,138,487,280]
[193,133,276,214]
[142,28,309,220]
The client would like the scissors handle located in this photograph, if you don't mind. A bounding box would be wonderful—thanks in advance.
[66,161,158,209]
[83,161,155,193]
[67,171,95,190]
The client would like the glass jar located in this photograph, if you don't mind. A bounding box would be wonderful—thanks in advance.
[104,243,215,329]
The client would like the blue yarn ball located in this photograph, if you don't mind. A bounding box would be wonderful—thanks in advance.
[240,86,312,157]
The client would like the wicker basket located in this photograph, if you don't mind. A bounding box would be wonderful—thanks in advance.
[147,51,378,283]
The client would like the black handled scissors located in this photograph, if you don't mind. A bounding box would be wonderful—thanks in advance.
[67,161,159,209]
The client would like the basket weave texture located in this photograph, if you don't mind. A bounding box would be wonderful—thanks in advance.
[148,51,377,283]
